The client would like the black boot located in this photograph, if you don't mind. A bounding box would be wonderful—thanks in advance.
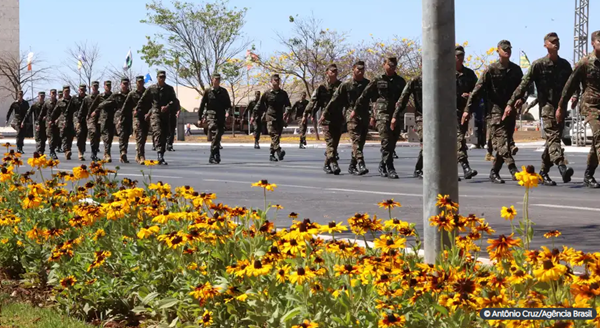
[50,151,58,160]
[460,160,478,180]
[540,170,556,186]
[393,151,399,159]
[335,152,339,161]
[167,145,173,151]
[270,152,278,162]
[254,140,260,149]
[215,150,221,164]
[387,162,399,179]
[414,154,423,178]
[378,161,388,177]
[489,169,505,184]
[209,151,218,164]
[330,161,341,175]
[357,159,369,175]
[277,149,286,161]
[508,164,519,181]
[558,164,574,183]
[348,158,358,175]
[158,152,168,165]
[17,147,24,154]
[323,160,333,174]
[299,137,305,149]
[584,168,600,188]
[91,152,99,162]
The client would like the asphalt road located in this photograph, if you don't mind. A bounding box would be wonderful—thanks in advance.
[23,141,600,254]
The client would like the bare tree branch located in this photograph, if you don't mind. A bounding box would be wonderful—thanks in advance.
[0,51,51,100]
[59,41,104,90]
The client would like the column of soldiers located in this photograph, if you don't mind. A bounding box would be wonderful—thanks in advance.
[8,70,180,166]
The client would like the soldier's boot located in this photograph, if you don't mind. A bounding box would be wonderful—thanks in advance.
[414,155,423,178]
[219,145,223,150]
[335,151,340,161]
[138,155,146,166]
[386,161,399,179]
[357,159,369,176]
[584,168,600,188]
[49,151,58,160]
[158,152,168,165]
[104,153,112,163]
[269,151,278,162]
[508,164,519,181]
[489,159,505,184]
[215,150,221,164]
[460,159,478,180]
[348,158,359,175]
[91,152,99,162]
[323,159,333,174]
[120,152,129,164]
[484,153,494,161]
[378,161,388,178]
[254,140,260,149]
[65,150,72,160]
[299,139,306,149]
[277,149,286,161]
[393,151,399,159]
[78,151,85,161]
[167,144,174,152]
[209,151,218,164]
[539,170,556,186]
[57,146,64,153]
[558,164,574,183]
[511,146,519,156]
[17,147,24,154]
[330,160,341,176]
[135,154,140,164]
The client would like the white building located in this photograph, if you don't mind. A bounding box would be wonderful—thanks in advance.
[0,0,20,122]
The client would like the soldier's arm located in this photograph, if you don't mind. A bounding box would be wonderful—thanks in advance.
[23,103,35,123]
[322,83,347,121]
[465,69,490,114]
[393,80,414,120]
[303,88,320,119]
[283,92,292,118]
[198,91,208,120]
[559,58,586,110]
[223,89,232,116]
[6,105,14,123]
[355,80,377,115]
[508,62,536,108]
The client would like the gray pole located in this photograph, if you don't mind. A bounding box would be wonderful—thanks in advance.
[422,0,458,264]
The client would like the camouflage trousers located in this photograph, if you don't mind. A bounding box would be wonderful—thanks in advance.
[10,120,26,150]
[253,119,263,141]
[47,123,61,152]
[134,118,149,159]
[457,118,468,163]
[87,119,101,155]
[347,117,369,161]
[118,122,132,154]
[35,124,47,155]
[377,118,401,165]
[76,122,88,155]
[491,116,516,167]
[540,109,565,172]
[208,119,224,153]
[101,122,115,155]
[150,113,169,154]
[61,125,76,152]
[323,124,342,162]
[167,114,177,147]
[300,114,318,142]
[487,118,516,155]
[416,118,424,169]
[267,120,284,153]
[586,117,600,171]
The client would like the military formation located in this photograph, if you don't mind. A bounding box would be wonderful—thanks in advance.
[6,31,600,188]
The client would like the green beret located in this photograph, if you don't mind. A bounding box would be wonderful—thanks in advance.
[38,91,45,96]
[136,76,144,82]
[50,89,57,93]
[104,81,112,86]
[157,70,166,77]
[121,78,130,83]
[79,84,87,89]
[63,85,70,90]
[92,81,100,86]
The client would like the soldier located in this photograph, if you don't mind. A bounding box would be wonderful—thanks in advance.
[108,78,135,163]
[94,80,124,162]
[248,91,261,149]
[455,45,479,179]
[6,90,29,153]
[128,76,147,164]
[197,73,231,164]
[392,75,423,179]
[79,81,101,161]
[316,64,344,174]
[23,91,46,154]
[40,90,58,156]
[299,92,321,147]
[303,64,343,172]
[166,96,180,152]
[356,57,407,179]
[86,82,112,161]
[254,74,292,162]
[61,84,86,160]
[557,30,600,188]
[291,92,308,148]
[57,88,65,156]
[507,32,575,186]
[464,40,524,184]
[47,86,71,159]
[137,70,178,165]
[324,60,370,175]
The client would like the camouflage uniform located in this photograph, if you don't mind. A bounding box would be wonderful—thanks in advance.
[62,88,85,160]
[393,76,423,178]
[509,46,575,185]
[114,83,137,163]
[358,71,406,178]
[136,71,178,165]
[95,89,124,162]
[292,98,309,147]
[198,82,231,164]
[305,79,342,173]
[78,85,99,160]
[247,96,261,148]
[455,54,479,179]
[166,103,179,151]
[559,50,600,188]
[325,75,370,175]
[47,90,70,158]
[6,97,29,153]
[86,85,110,161]
[466,43,524,183]
[254,88,292,161]
[129,86,147,164]
[23,93,46,154]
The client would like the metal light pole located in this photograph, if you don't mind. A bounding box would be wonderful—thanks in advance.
[422,0,458,264]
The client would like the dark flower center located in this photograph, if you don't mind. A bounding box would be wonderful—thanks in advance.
[543,260,554,270]
[253,260,262,269]
[297,267,306,275]
[328,222,336,228]
[386,239,394,246]
[526,165,535,174]
[344,264,353,272]
[387,314,398,323]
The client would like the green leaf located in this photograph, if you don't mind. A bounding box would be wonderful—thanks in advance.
[281,306,303,322]
[433,304,449,316]
[157,298,179,309]
[132,306,147,314]
[140,291,160,305]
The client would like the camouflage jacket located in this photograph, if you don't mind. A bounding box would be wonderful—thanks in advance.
[291,99,308,119]
[509,56,574,115]
[198,86,231,121]
[137,84,178,117]
[23,100,44,126]
[393,75,422,120]
[128,88,146,121]
[42,99,59,128]
[303,80,342,119]
[456,66,478,116]
[559,53,600,119]
[247,99,259,119]
[356,73,406,121]
[80,93,101,123]
[6,100,30,123]
[254,88,292,122]
[324,78,370,123]
[95,91,128,125]
[465,61,523,122]
[63,94,85,128]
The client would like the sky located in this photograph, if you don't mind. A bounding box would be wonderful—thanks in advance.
[20,0,599,92]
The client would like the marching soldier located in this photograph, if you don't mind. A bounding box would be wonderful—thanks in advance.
[137,70,178,165]
[86,81,112,161]
[61,84,86,160]
[392,75,423,179]
[254,74,292,162]
[166,98,180,152]
[127,76,147,164]
[78,81,100,161]
[455,45,479,179]
[464,40,524,184]
[96,78,131,163]
[248,91,261,149]
[197,73,231,164]
[23,91,46,155]
[47,86,71,159]
[508,32,575,186]
[116,78,137,163]
[356,57,407,179]
[291,92,308,148]
[6,90,29,153]
[40,90,58,157]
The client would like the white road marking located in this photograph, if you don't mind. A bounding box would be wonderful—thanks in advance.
[327,188,421,197]
[528,203,600,212]
[119,173,183,179]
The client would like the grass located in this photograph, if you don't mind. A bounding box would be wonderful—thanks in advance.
[0,294,93,328]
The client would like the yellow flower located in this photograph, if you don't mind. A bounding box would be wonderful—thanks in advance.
[137,226,160,239]
[252,179,277,191]
[291,320,318,328]
[378,313,406,327]
[199,310,213,327]
[144,159,158,166]
[378,199,401,209]
[533,260,567,282]
[373,235,406,252]
[514,165,542,188]
[289,267,316,285]
[501,206,517,220]
[544,230,561,239]
[60,275,77,288]
[436,194,458,211]
[271,204,284,210]
[72,165,90,180]
[319,221,348,234]
[92,228,105,241]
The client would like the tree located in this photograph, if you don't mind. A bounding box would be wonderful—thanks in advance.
[139,0,250,96]
[0,51,51,100]
[104,65,145,92]
[355,36,422,80]
[60,41,103,89]
[460,42,497,78]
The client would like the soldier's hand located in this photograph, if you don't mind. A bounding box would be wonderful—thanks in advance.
[161,106,168,113]
[20,123,24,129]
[350,110,356,119]
[502,106,513,121]
[571,97,578,109]
[390,118,397,131]
[370,117,376,127]
[91,112,96,117]
[145,114,151,121]
[318,115,325,125]
[461,112,470,125]
[556,108,564,123]
[301,117,306,126]
[461,92,470,99]
[226,112,229,119]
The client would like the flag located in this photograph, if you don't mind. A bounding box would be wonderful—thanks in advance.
[124,49,133,71]
[77,53,86,71]
[27,52,34,71]
[245,49,259,70]
[144,73,152,83]
[520,51,531,69]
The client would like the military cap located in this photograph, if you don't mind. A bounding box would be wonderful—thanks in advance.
[17,90,23,94]
[58,91,63,95]
[455,45,465,55]
[271,74,280,79]
[544,32,559,42]
[92,81,100,87]
[121,78,130,83]
[38,91,45,96]
[79,84,87,89]
[385,57,398,66]
[136,76,145,82]
[104,81,112,86]
[157,70,166,77]
[50,89,57,93]
[326,64,338,71]
[212,73,221,79]
[497,40,512,50]
[63,85,70,90]
[354,60,365,69]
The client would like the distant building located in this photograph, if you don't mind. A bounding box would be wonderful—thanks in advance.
[0,0,20,122]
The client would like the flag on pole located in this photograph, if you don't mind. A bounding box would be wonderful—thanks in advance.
[144,73,152,83]
[27,52,34,71]
[124,49,133,71]
[520,51,531,69]
[77,53,86,71]
[245,50,259,70]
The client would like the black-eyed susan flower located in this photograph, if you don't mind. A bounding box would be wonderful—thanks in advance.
[289,212,298,219]
[436,194,458,211]
[87,250,111,271]
[73,165,90,180]
[245,259,273,277]
[251,179,277,191]
[199,310,213,327]
[319,221,348,234]
[189,282,220,303]
[544,230,562,239]
[533,259,568,282]
[515,165,542,188]
[271,204,283,210]
[378,199,401,209]
[144,159,158,166]
[276,265,291,283]
[429,211,455,232]
[60,275,77,288]
[137,225,160,239]
[487,234,521,261]
[501,205,517,220]
[291,320,318,328]
[373,235,406,252]
[378,313,406,327]
[289,266,316,285]
[334,264,361,277]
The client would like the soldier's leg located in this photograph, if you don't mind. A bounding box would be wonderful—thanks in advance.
[457,120,477,179]
[415,119,423,178]
[267,121,278,161]
[38,127,47,155]
[377,120,390,177]
[34,125,42,154]
[486,118,494,160]
[299,119,307,147]
[16,123,25,152]
[208,120,219,163]
[346,120,359,175]
[312,112,320,141]
[322,125,335,174]
[507,118,518,155]
[167,115,176,150]
[491,122,516,182]
[275,121,285,160]
[584,118,600,188]
[77,124,87,159]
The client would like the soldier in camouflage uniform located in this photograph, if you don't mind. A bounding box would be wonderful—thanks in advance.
[464,40,524,184]
[455,45,479,179]
[248,91,261,149]
[357,57,406,179]
[56,90,64,153]
[197,73,231,164]
[78,81,100,161]
[23,91,46,154]
[6,90,29,154]
[110,78,136,163]
[508,33,575,186]
[39,91,57,156]
[95,80,123,162]
[61,84,86,160]
[291,92,308,148]
[87,81,112,161]
[299,92,320,147]
[558,30,600,188]
[166,96,180,152]
[137,70,178,165]
[47,86,72,159]
[325,60,370,175]
[130,76,148,164]
[254,74,292,162]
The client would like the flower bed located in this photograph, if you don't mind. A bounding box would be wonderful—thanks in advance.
[0,146,599,328]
